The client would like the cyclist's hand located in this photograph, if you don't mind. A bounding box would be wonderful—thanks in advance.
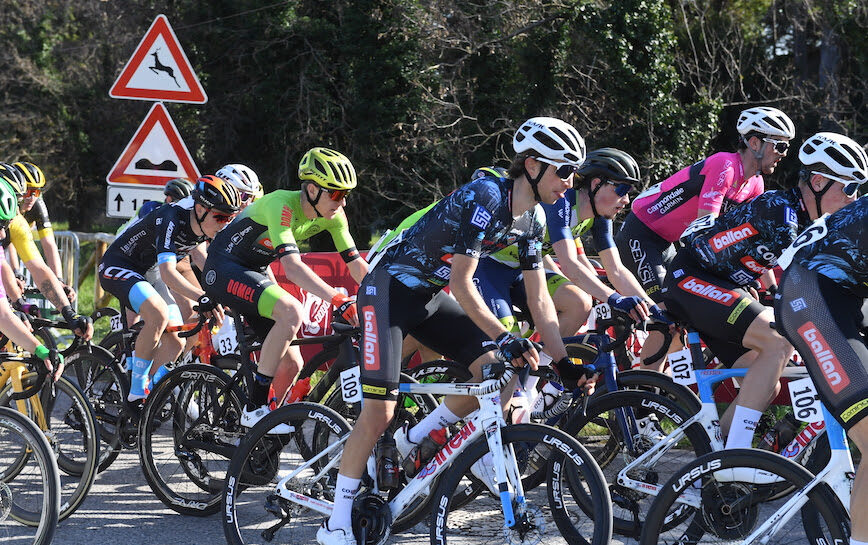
[195,294,224,325]
[332,294,358,326]
[35,346,64,382]
[12,310,34,331]
[553,355,597,392]
[496,332,539,370]
[61,306,93,341]
[61,282,77,303]
[607,293,649,322]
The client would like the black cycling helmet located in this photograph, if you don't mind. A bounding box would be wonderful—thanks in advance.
[576,148,640,184]
[471,166,509,180]
[0,162,27,197]
[193,175,242,214]
[164,178,194,201]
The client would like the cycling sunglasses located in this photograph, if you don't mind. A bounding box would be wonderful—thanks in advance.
[605,180,633,197]
[762,138,790,155]
[211,211,236,223]
[238,191,254,203]
[813,171,863,197]
[321,187,350,202]
[534,157,580,179]
[24,188,41,199]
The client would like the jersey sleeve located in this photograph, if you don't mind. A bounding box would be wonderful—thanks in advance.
[9,215,41,263]
[25,198,52,237]
[452,182,499,259]
[697,155,736,215]
[517,208,545,270]
[541,197,572,244]
[325,212,360,262]
[268,201,300,257]
[589,218,615,251]
[155,207,182,264]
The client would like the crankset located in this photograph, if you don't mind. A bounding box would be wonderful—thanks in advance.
[352,493,392,545]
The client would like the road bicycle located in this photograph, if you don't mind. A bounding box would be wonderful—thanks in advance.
[222,359,613,545]
[0,316,100,523]
[137,310,436,516]
[0,404,60,545]
[639,401,853,544]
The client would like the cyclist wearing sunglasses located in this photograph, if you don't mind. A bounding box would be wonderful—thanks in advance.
[100,175,241,402]
[616,105,795,369]
[661,131,863,453]
[202,147,366,429]
[216,163,262,209]
[475,147,652,342]
[0,162,92,341]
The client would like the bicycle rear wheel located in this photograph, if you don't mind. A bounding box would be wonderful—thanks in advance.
[138,363,245,516]
[0,405,60,545]
[222,402,352,545]
[429,423,612,545]
[639,449,850,545]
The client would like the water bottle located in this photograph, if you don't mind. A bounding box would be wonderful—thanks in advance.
[511,388,531,424]
[376,435,400,490]
[531,381,565,414]
[287,377,312,403]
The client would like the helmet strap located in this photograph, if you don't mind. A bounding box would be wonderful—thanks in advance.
[587,178,605,217]
[807,177,835,219]
[522,162,545,202]
[194,204,209,233]
[304,184,326,218]
[744,135,766,176]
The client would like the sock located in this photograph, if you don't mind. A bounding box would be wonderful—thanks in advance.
[851,540,868,545]
[409,403,460,444]
[725,405,763,449]
[248,371,273,409]
[128,357,153,400]
[326,474,360,532]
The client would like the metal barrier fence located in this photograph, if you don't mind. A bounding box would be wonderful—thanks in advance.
[55,231,81,310]
[73,232,116,308]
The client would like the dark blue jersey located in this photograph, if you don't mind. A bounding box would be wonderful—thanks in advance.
[680,187,811,286]
[781,196,868,298]
[378,176,545,293]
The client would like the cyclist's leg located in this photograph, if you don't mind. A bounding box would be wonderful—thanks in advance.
[513,269,591,337]
[775,264,868,541]
[146,266,185,373]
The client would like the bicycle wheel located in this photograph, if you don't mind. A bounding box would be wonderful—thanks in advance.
[222,402,352,545]
[63,346,126,472]
[429,423,612,545]
[138,363,245,516]
[560,389,712,538]
[0,374,99,522]
[640,449,850,545]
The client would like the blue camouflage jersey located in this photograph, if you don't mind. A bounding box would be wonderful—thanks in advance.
[377,176,545,293]
[782,196,868,298]
[680,187,811,286]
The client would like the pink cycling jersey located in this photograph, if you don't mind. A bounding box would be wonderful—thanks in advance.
[631,152,763,242]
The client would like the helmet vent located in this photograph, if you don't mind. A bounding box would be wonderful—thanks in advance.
[533,131,563,152]
[314,159,327,177]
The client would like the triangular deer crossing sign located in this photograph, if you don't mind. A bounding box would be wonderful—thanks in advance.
[109,14,207,103]
[107,102,201,187]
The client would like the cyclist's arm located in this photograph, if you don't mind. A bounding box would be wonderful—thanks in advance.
[346,256,368,285]
[279,252,344,303]
[598,246,654,303]
[522,267,567,361]
[7,243,19,270]
[1,261,22,301]
[188,242,207,270]
[159,257,204,301]
[449,253,511,341]
[38,232,63,278]
[0,298,41,353]
[25,258,74,311]
[551,238,615,302]
[326,210,368,284]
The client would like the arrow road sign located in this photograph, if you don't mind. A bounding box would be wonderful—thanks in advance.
[106,184,165,218]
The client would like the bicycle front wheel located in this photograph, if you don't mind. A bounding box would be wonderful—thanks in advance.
[0,405,60,545]
[430,422,612,545]
[222,402,352,545]
[640,448,850,545]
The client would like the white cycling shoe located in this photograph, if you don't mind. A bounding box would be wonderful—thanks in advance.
[713,467,784,484]
[635,415,666,442]
[316,522,357,545]
[470,453,499,496]
[240,405,294,434]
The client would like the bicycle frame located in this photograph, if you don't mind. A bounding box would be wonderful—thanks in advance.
[272,378,527,528]
[0,358,48,429]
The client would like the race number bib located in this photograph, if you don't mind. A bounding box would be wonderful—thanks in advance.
[593,302,612,322]
[340,366,363,403]
[788,377,823,423]
[669,348,696,386]
[213,320,239,356]
[679,214,716,241]
[110,314,123,332]
[778,215,829,270]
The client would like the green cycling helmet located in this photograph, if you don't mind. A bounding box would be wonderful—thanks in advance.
[0,180,20,222]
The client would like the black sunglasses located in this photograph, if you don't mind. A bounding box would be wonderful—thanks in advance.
[762,138,790,154]
[535,157,579,179]
[605,180,632,197]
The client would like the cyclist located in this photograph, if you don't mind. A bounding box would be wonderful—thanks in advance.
[0,179,64,380]
[475,148,652,341]
[0,163,92,341]
[319,117,592,545]
[116,177,194,236]
[616,106,795,368]
[202,147,365,428]
[775,181,867,545]
[99,175,241,402]
[661,131,861,451]
[9,162,65,280]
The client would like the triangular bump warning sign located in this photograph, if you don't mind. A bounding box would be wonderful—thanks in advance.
[109,14,207,104]
[107,102,201,186]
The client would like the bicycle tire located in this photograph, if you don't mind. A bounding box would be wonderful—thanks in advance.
[0,406,60,545]
[138,363,246,516]
[63,345,126,472]
[222,402,352,545]
[560,388,712,538]
[639,448,850,545]
[0,374,100,522]
[429,422,612,545]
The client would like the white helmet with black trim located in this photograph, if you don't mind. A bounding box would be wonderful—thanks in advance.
[736,106,795,139]
[799,132,867,188]
[513,116,586,166]
[216,163,260,195]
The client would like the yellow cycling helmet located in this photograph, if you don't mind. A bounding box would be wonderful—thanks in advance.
[14,162,46,189]
[298,147,357,191]
[0,163,26,196]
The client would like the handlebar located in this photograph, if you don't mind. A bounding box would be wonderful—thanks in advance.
[9,357,49,401]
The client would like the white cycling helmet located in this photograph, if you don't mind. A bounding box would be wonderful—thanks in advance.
[216,164,260,197]
[736,106,796,139]
[513,116,586,166]
[799,132,867,191]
